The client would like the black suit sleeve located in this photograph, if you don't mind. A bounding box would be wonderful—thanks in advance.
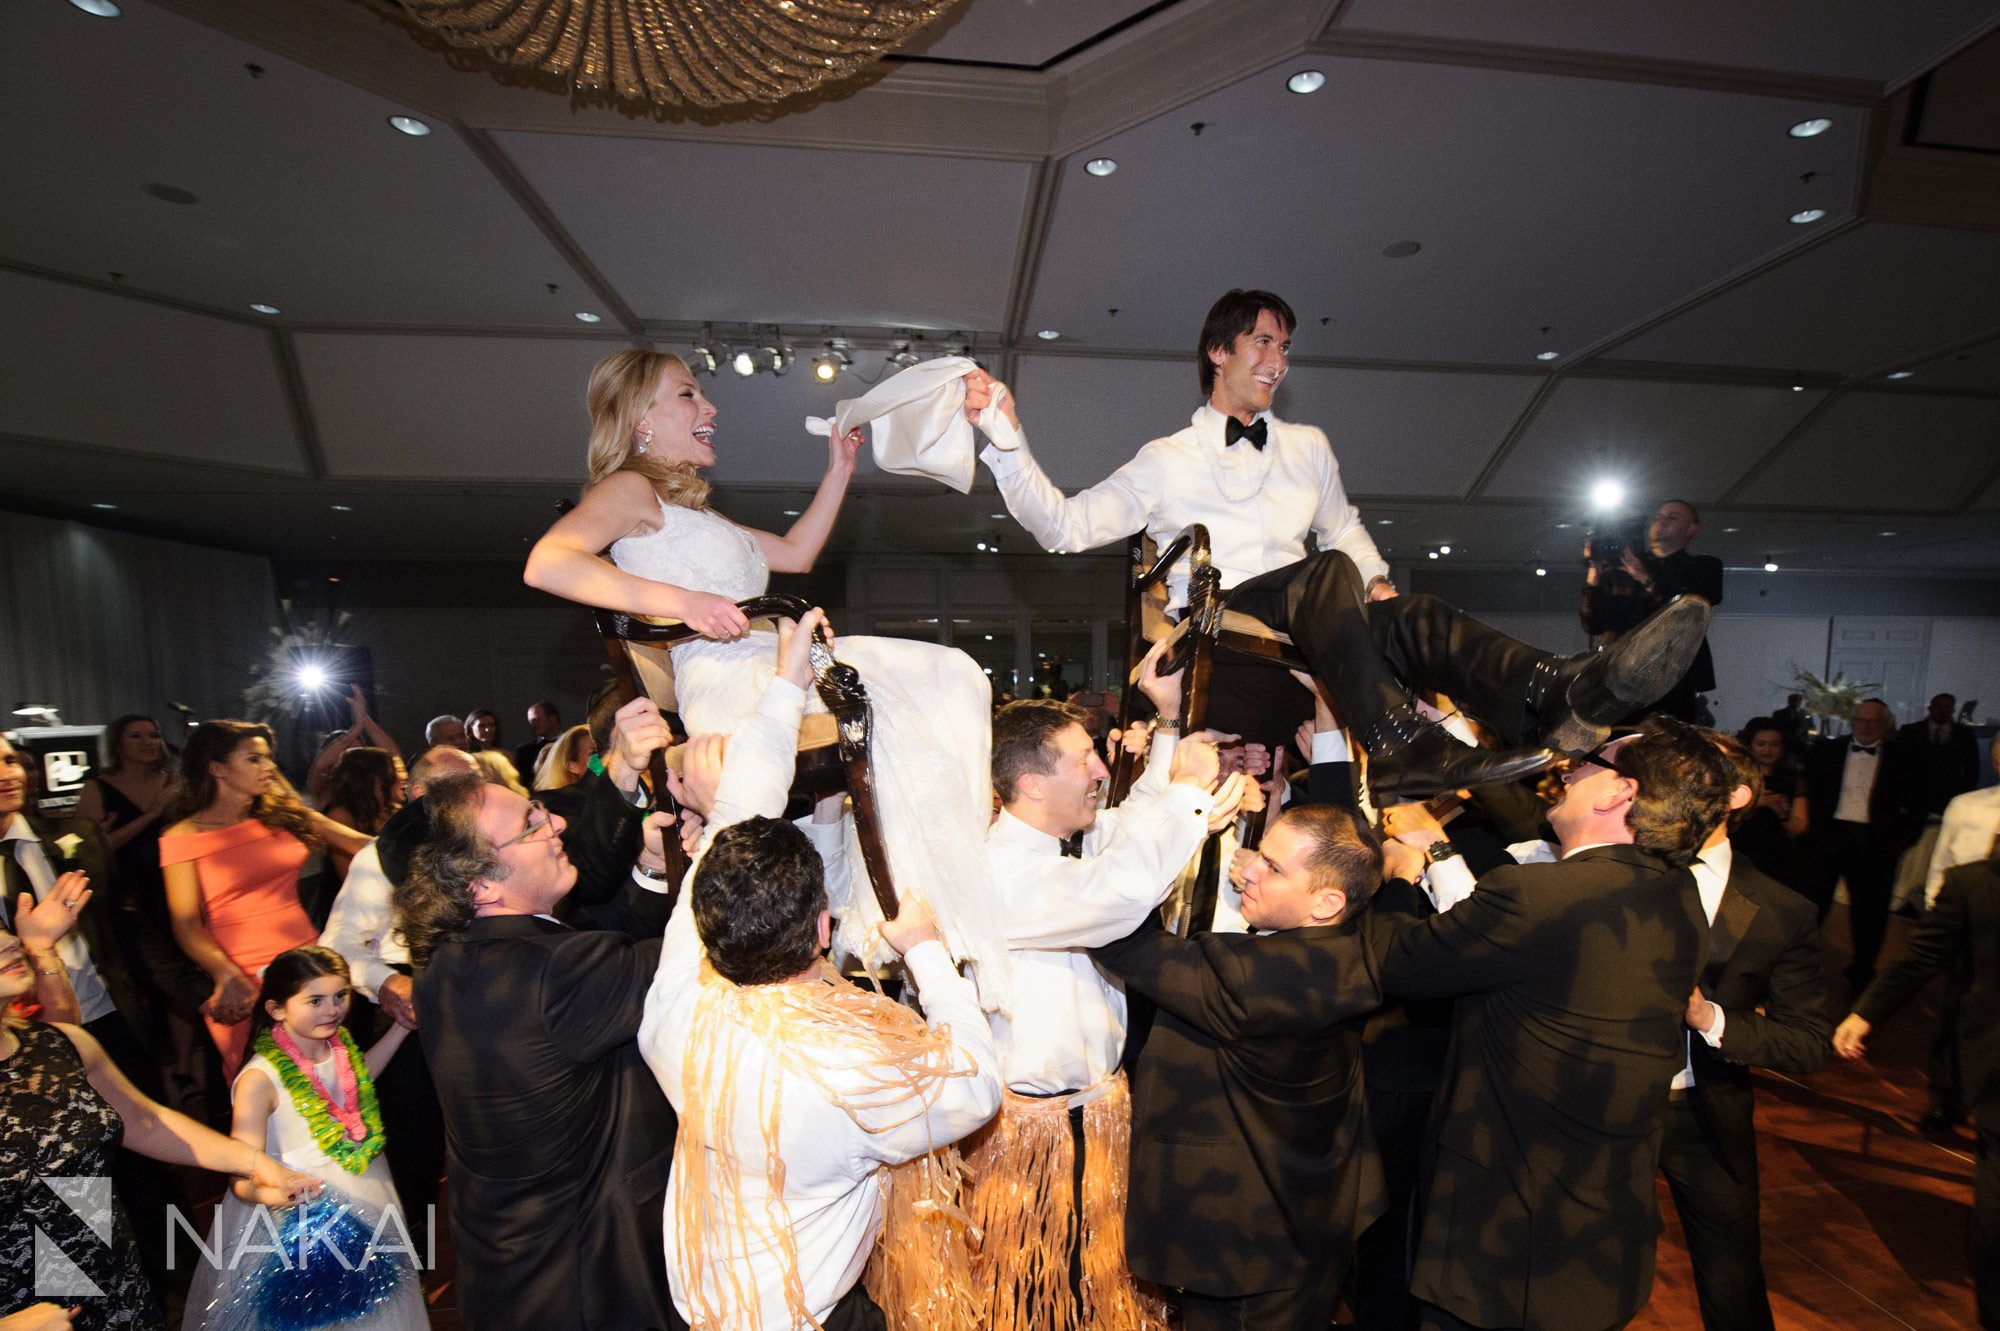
[541,930,666,1063]
[1378,865,1531,999]
[1653,551,1723,606]
[1715,899,1831,1076]
[1854,876,1970,1027]
[1092,918,1368,1040]
[550,772,644,911]
[1302,760,1358,810]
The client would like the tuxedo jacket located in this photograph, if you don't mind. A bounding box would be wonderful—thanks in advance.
[1379,844,1708,1331]
[1092,915,1387,1298]
[1684,857,1830,1181]
[9,814,179,1027]
[1856,859,2000,1132]
[1802,735,1922,847]
[1896,719,1981,816]
[540,771,662,937]
[416,898,678,1331]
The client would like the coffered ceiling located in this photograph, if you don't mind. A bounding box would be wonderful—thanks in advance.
[4,0,1999,579]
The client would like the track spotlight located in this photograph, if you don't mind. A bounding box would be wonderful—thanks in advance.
[886,340,921,371]
[763,344,792,376]
[730,348,758,377]
[688,344,717,375]
[813,340,853,383]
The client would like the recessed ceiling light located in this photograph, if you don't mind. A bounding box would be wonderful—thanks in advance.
[782,508,802,517]
[574,311,602,324]
[1382,240,1422,259]
[1789,208,1826,224]
[1427,551,1439,560]
[1438,545,1452,554]
[1287,70,1326,95]
[1878,530,1897,537]
[1535,350,1559,361]
[1789,118,1833,138]
[387,115,432,137]
[69,0,121,15]
[1791,384,1804,392]
[1763,561,1780,572]
[1723,526,1740,533]
[990,513,1006,520]
[91,501,118,510]
[249,303,281,315]
[731,348,758,377]
[984,634,993,641]
[976,541,988,551]
[1886,370,1915,380]
[1554,522,1573,529]
[1534,567,1547,577]
[1376,518,1393,526]
[1036,330,1060,340]
[330,504,353,512]
[1084,158,1117,177]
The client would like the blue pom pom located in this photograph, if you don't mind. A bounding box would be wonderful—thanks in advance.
[227,1202,411,1331]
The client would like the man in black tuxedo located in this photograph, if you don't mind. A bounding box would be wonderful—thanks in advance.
[1092,803,1388,1331]
[1380,717,1731,1331]
[1660,735,1831,1331]
[514,699,564,786]
[1836,848,2000,1329]
[1580,499,1724,723]
[1802,697,1924,988]
[1900,692,1981,818]
[398,705,684,1331]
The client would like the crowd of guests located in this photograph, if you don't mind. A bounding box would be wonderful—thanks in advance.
[4,658,1994,1331]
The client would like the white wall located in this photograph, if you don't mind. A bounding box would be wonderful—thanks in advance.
[1929,617,2000,724]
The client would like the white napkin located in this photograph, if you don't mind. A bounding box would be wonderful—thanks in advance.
[805,355,1016,493]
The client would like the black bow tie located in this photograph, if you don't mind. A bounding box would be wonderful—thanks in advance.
[1851,744,1877,755]
[1224,416,1268,450]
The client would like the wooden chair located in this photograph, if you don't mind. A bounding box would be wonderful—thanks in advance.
[593,593,901,919]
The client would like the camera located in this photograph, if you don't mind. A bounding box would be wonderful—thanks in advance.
[1584,513,1652,568]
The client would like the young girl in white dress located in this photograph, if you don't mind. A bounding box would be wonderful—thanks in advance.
[526,350,1010,1004]
[185,946,425,1331]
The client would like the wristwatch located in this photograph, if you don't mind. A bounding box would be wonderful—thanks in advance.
[635,864,672,881]
[1426,839,1460,865]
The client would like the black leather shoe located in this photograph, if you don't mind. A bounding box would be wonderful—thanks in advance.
[1527,595,1714,750]
[1364,705,1562,805]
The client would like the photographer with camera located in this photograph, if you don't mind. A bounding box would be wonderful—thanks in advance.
[1581,499,1723,722]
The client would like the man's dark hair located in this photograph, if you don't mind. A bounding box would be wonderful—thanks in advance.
[1276,805,1384,922]
[396,772,500,966]
[1706,731,1763,834]
[1620,715,1735,868]
[992,700,1091,804]
[1197,289,1296,397]
[587,674,639,757]
[1659,498,1700,525]
[533,700,560,716]
[692,817,827,986]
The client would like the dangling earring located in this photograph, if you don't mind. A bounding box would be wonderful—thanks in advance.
[635,425,653,455]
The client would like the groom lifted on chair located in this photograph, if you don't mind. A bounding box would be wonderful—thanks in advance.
[967,288,1711,801]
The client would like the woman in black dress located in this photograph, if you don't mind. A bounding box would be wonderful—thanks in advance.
[1731,715,1812,896]
[75,716,173,900]
[1,918,317,1330]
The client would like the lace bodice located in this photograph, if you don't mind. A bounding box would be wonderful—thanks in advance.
[610,498,769,602]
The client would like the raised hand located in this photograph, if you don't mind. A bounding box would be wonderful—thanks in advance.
[1136,638,1183,720]
[1167,735,1224,792]
[961,368,1020,430]
[605,696,673,793]
[826,427,862,478]
[16,873,90,953]
[1205,772,1251,834]
[668,733,729,820]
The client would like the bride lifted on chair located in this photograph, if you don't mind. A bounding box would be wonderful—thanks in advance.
[525,350,1010,1002]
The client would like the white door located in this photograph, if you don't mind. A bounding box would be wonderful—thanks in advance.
[1826,617,1931,730]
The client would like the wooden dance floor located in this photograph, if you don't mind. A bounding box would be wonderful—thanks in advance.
[415,906,1980,1331]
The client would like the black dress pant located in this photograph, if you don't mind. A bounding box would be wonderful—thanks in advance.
[82,1010,187,1310]
[822,1282,888,1331]
[1807,820,1900,983]
[1220,551,1557,751]
[1356,1086,1434,1331]
[1657,1097,1773,1331]
[1975,1124,1998,1331]
[1179,1260,1341,1331]
[351,981,448,1227]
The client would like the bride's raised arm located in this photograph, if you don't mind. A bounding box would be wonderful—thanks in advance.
[744,428,860,574]
[525,470,750,639]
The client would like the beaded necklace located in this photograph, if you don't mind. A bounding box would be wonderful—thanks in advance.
[256,1025,384,1175]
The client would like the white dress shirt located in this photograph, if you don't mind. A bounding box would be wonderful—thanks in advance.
[2,816,115,1022]
[1833,745,1881,824]
[980,404,1388,612]
[1926,783,2000,908]
[318,840,407,1001]
[1672,841,1731,1090]
[640,675,1001,1329]
[984,728,1212,1093]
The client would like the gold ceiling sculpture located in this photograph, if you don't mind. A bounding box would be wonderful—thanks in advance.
[387,0,965,110]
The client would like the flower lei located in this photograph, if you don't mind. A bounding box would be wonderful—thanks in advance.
[255,1025,385,1175]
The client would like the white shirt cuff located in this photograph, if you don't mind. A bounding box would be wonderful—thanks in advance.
[1310,729,1351,763]
[1423,853,1478,914]
[901,939,958,991]
[632,867,673,895]
[1698,1007,1726,1047]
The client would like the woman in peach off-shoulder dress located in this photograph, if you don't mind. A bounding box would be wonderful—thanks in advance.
[159,721,368,1077]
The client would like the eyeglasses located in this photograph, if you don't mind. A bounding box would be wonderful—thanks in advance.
[493,800,557,850]
[1560,739,1641,782]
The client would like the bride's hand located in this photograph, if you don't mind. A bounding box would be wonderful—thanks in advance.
[827,427,861,478]
[680,592,750,641]
[962,369,1020,429]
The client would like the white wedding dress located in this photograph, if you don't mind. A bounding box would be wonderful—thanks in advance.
[184,1050,427,1331]
[612,498,1010,1006]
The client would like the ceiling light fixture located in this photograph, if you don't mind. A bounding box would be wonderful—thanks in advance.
[1287,70,1326,94]
[1536,350,1559,361]
[330,504,353,512]
[1037,329,1060,340]
[1589,479,1625,511]
[69,0,121,15]
[1879,530,1897,537]
[574,311,602,324]
[1427,551,1439,560]
[730,348,758,378]
[91,502,118,510]
[1789,118,1833,138]
[1763,562,1780,572]
[689,326,719,375]
[1885,370,1914,380]
[1535,567,1547,577]
[250,303,281,315]
[782,508,802,517]
[1789,208,1826,224]
[813,340,853,383]
[1376,518,1393,526]
[762,343,792,376]
[1791,384,1803,391]
[886,340,921,370]
[387,115,432,137]
[1084,158,1117,177]
[1438,545,1452,555]
[944,335,971,359]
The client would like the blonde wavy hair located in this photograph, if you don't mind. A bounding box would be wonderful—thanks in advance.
[585,349,711,511]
